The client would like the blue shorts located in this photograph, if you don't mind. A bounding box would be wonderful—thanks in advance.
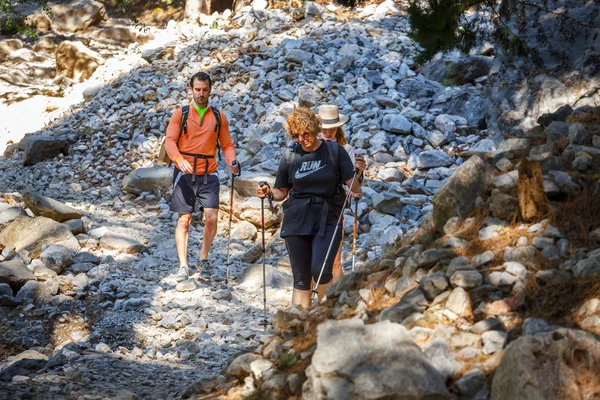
[169,168,219,214]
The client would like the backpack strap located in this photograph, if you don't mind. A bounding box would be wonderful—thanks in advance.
[211,106,222,161]
[168,105,190,167]
[180,105,190,137]
[325,141,342,186]
[286,142,300,187]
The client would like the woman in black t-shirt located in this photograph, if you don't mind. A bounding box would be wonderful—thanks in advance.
[257,107,366,308]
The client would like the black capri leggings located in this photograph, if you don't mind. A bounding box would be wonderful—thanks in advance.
[285,226,342,291]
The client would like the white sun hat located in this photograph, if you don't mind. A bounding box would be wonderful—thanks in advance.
[317,105,349,128]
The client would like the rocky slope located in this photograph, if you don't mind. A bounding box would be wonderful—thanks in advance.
[1,0,599,399]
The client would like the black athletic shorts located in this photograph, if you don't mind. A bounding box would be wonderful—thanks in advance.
[284,225,342,291]
[169,168,220,214]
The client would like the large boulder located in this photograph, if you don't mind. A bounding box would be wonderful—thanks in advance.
[50,0,106,32]
[0,216,79,258]
[99,231,147,254]
[22,192,82,222]
[56,41,104,82]
[0,260,36,290]
[121,166,172,195]
[432,155,493,232]
[491,328,600,399]
[304,319,451,399]
[23,135,71,166]
[0,205,27,225]
[236,264,292,289]
[486,0,600,134]
[420,55,492,85]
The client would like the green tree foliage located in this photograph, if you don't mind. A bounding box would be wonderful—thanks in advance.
[0,0,146,38]
[407,0,526,64]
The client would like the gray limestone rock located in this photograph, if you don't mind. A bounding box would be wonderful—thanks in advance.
[306,319,451,399]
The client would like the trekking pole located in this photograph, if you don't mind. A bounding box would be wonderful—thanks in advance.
[312,170,359,302]
[226,160,241,285]
[352,198,358,272]
[258,181,274,330]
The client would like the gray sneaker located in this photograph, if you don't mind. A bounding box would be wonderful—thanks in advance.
[198,260,212,281]
[175,266,189,282]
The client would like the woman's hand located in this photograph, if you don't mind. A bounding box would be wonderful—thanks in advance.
[256,183,271,199]
[354,156,366,173]
[176,158,193,174]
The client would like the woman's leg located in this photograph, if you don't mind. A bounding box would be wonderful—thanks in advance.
[311,227,342,301]
[331,231,344,283]
[285,235,313,308]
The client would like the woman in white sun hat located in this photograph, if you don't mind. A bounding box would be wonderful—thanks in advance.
[317,104,362,283]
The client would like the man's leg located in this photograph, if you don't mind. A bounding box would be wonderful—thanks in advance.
[200,208,218,260]
[176,214,192,267]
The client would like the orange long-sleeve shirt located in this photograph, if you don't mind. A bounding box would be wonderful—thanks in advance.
[164,104,236,175]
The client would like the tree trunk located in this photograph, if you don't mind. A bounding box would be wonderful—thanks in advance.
[185,0,237,19]
[517,156,548,222]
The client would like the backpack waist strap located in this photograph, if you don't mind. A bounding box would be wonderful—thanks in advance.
[179,152,215,184]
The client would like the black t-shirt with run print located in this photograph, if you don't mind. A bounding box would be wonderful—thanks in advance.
[275,141,355,237]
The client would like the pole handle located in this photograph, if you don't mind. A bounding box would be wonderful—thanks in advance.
[231,160,241,177]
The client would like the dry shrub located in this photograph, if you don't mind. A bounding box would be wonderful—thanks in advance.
[525,278,600,330]
[550,183,600,248]
[566,105,600,125]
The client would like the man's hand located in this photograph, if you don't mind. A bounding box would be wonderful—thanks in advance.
[229,161,240,175]
[176,158,193,174]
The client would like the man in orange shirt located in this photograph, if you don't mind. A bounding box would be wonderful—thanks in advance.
[165,71,239,282]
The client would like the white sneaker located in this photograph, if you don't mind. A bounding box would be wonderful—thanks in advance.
[175,266,189,282]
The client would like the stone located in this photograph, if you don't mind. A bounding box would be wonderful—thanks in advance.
[572,257,600,278]
[549,171,581,196]
[432,156,492,232]
[23,135,71,166]
[231,220,258,241]
[424,338,462,380]
[306,319,451,399]
[420,55,492,85]
[446,287,472,317]
[569,123,590,145]
[0,206,27,225]
[22,192,82,222]
[521,318,559,336]
[56,41,104,82]
[237,264,292,289]
[16,280,41,303]
[0,216,79,258]
[100,232,147,254]
[326,271,370,299]
[122,166,172,195]
[377,288,429,323]
[176,279,197,292]
[450,270,483,289]
[51,0,106,32]
[382,114,412,134]
[419,273,448,301]
[0,259,36,290]
[417,248,455,268]
[493,170,519,190]
[471,318,504,334]
[456,369,486,397]
[481,330,507,354]
[544,121,570,143]
[489,193,518,221]
[417,150,454,169]
[371,191,404,215]
[227,353,262,379]
[491,328,600,399]
[40,244,73,274]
